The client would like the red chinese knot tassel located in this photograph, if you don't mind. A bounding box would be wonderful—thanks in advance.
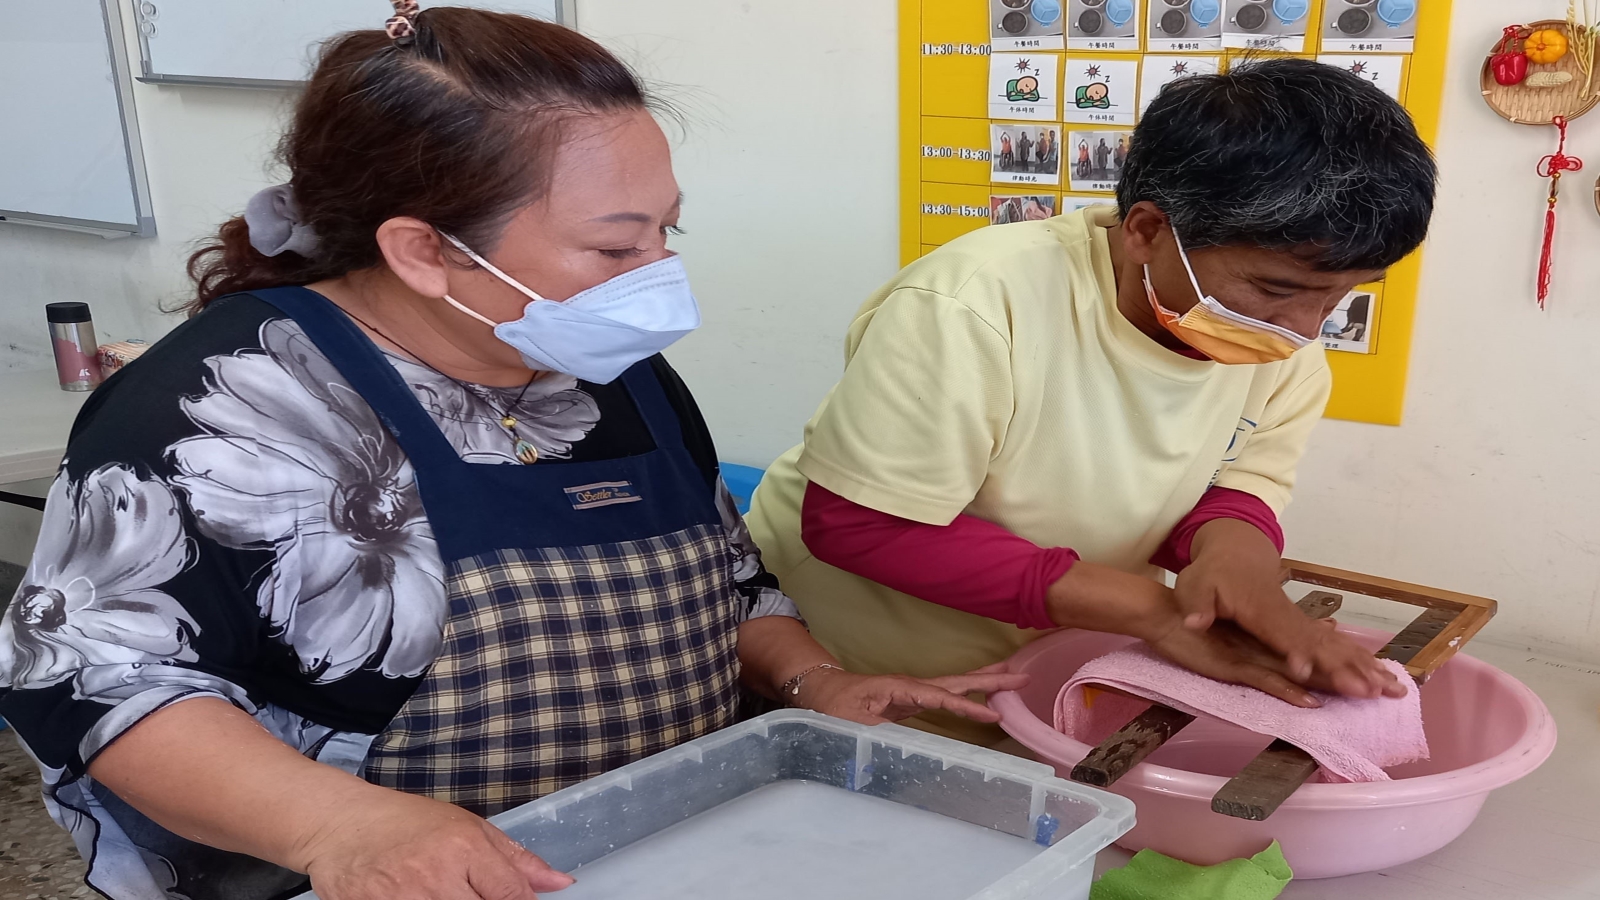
[1535,116,1583,309]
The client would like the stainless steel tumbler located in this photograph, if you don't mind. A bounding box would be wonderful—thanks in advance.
[47,302,103,392]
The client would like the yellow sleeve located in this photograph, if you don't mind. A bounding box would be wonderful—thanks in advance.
[796,287,1014,526]
[1213,352,1332,515]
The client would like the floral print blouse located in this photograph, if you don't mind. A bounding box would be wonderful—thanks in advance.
[0,294,797,900]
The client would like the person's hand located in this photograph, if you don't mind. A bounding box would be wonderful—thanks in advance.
[1048,560,1312,702]
[1145,612,1337,708]
[795,665,1030,726]
[1178,519,1403,700]
[1045,556,1403,703]
[1173,519,1288,633]
[295,787,573,900]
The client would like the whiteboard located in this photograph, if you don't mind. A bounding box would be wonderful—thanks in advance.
[134,0,570,88]
[0,0,154,236]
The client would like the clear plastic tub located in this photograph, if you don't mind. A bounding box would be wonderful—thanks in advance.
[299,710,1134,900]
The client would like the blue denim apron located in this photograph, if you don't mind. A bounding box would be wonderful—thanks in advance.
[253,286,742,816]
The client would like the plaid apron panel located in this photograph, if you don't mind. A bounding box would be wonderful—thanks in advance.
[362,523,743,816]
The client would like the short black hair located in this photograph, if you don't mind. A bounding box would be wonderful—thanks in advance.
[1117,57,1436,271]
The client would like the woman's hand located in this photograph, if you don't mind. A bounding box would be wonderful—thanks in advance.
[1177,519,1402,700]
[90,699,575,900]
[296,789,573,900]
[1143,613,1327,708]
[794,665,1030,726]
[1047,557,1402,705]
[1173,519,1289,633]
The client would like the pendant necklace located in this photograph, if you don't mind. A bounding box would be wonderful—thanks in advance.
[340,306,543,464]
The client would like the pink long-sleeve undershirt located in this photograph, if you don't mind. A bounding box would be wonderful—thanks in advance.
[799,483,1283,631]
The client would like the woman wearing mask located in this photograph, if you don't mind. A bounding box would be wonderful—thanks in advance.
[748,59,1436,746]
[0,7,1020,900]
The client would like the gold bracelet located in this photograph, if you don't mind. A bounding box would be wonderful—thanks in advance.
[780,663,843,701]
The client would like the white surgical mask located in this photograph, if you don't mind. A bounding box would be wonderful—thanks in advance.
[440,234,701,384]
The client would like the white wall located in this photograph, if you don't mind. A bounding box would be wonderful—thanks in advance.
[0,80,291,369]
[579,3,902,462]
[2,1,1598,660]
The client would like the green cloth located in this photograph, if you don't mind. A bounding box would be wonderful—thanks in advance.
[1091,842,1293,900]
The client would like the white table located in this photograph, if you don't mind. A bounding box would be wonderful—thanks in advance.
[0,368,89,488]
[1089,633,1600,899]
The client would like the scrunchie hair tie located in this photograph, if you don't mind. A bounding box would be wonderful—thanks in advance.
[386,0,420,45]
[243,184,320,258]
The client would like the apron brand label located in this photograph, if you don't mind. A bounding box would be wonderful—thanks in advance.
[565,481,643,510]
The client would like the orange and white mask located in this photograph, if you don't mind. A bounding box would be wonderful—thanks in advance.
[1143,231,1313,365]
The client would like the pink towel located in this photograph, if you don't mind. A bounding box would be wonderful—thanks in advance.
[1054,645,1428,783]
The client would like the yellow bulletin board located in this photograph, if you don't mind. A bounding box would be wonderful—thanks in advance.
[900,0,1453,425]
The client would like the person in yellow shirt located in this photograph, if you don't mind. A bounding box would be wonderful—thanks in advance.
[748,58,1434,745]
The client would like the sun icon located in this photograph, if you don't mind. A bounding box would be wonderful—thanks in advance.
[1348,60,1368,75]
[1170,61,1189,75]
[1016,58,1034,72]
[1085,64,1103,77]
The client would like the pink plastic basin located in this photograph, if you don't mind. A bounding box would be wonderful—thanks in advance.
[990,625,1557,879]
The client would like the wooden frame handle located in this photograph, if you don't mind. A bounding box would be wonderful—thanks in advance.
[1282,560,1496,681]
[1209,563,1499,819]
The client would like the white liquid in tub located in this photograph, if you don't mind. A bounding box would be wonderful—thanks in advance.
[556,780,1045,900]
